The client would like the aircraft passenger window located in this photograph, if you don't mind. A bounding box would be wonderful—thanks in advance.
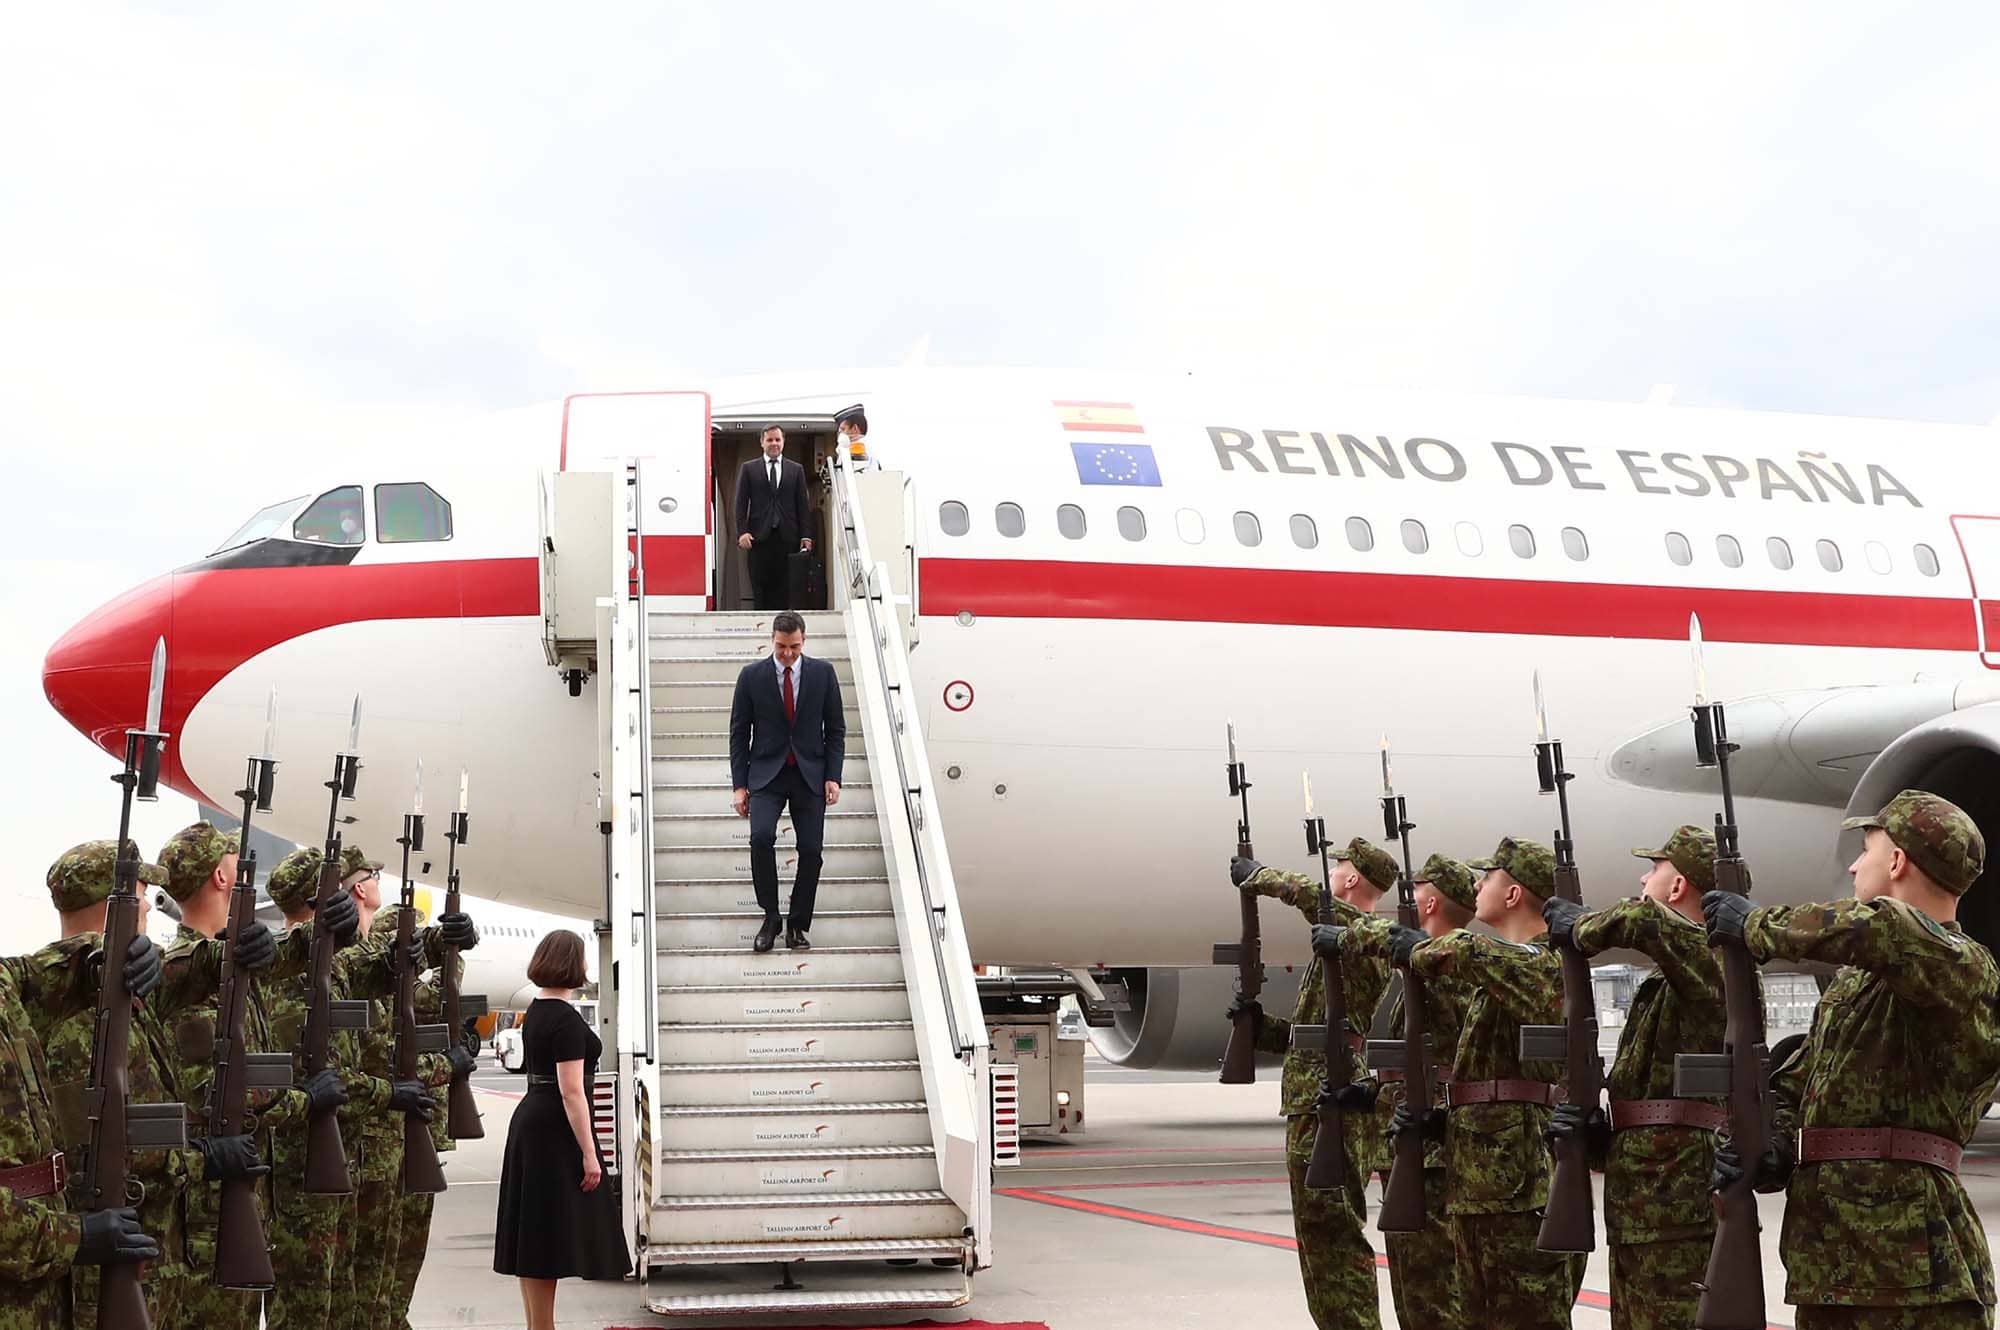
[1176,508,1206,544]
[1717,534,1744,568]
[1291,514,1318,550]
[1664,532,1692,567]
[1816,539,1843,573]
[374,483,452,543]
[1345,517,1374,552]
[1865,541,1892,575]
[1401,520,1428,554]
[1767,537,1794,571]
[293,487,365,546]
[939,501,970,536]
[995,502,1026,538]
[1508,524,1536,559]
[1117,506,1147,541]
[1915,543,1941,577]
[1057,504,1086,540]
[1454,522,1483,557]
[1563,527,1590,562]
[1233,512,1263,547]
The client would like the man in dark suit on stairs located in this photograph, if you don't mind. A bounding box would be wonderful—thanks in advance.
[734,424,814,610]
[728,611,846,952]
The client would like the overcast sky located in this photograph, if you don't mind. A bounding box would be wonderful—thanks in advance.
[3,4,1998,951]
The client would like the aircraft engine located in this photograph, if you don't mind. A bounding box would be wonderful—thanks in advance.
[1087,966,1304,1071]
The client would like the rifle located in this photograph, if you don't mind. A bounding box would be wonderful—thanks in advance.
[88,638,188,1330]
[302,697,371,1195]
[442,769,488,1140]
[1295,774,1348,1191]
[1373,739,1430,1233]
[206,689,293,1288]
[1212,721,1263,1085]
[395,765,451,1195]
[1519,672,1605,1254]
[1673,615,1771,1330]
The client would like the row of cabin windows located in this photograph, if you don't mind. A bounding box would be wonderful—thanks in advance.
[941,501,1944,578]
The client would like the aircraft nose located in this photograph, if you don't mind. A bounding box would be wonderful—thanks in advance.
[43,573,174,759]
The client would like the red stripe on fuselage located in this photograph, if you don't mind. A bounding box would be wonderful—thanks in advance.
[919,557,1981,651]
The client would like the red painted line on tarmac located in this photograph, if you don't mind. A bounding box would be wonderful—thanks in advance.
[474,1086,524,1101]
[1019,1145,1284,1157]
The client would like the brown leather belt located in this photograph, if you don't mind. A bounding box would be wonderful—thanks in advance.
[1447,1079,1560,1109]
[1610,1099,1729,1133]
[0,1153,66,1199]
[1800,1127,1963,1174]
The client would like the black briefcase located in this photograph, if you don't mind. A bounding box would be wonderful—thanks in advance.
[787,551,825,609]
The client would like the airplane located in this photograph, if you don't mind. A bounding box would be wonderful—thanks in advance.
[41,366,2000,1072]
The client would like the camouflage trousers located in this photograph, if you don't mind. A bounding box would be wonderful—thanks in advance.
[172,1268,260,1330]
[265,1182,349,1330]
[1285,1114,1384,1330]
[335,1175,405,1330]
[1794,1305,1993,1329]
[0,1276,65,1328]
[1609,1235,1709,1330]
[1383,1167,1461,1330]
[388,1191,436,1327]
[1447,1209,1584,1330]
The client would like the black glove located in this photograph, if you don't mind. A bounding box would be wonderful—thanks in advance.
[1544,1102,1611,1165]
[221,920,276,973]
[1310,922,1346,961]
[438,911,479,951]
[1389,1102,1447,1145]
[1386,923,1426,969]
[1226,993,1263,1033]
[389,1079,437,1122]
[301,1067,348,1118]
[120,935,162,1001]
[1542,896,1588,948]
[447,1046,478,1079]
[1332,1080,1381,1112]
[1229,855,1263,888]
[197,1133,270,1182]
[322,888,360,946]
[1702,890,1753,948]
[1712,1132,1795,1194]
[76,1207,158,1265]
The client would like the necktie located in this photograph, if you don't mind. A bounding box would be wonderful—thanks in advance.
[783,666,797,766]
[769,459,779,492]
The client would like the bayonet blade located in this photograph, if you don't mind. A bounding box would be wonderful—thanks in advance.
[346,694,364,754]
[1690,613,1709,705]
[1534,669,1549,742]
[143,637,166,733]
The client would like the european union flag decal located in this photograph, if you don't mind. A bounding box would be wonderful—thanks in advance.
[1072,441,1163,487]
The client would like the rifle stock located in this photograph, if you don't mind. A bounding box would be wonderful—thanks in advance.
[1377,788,1428,1234]
[1538,860,1602,1253]
[1301,814,1346,1191]
[442,811,484,1140]
[396,813,449,1195]
[1696,856,1770,1329]
[1217,732,1262,1085]
[302,755,357,1195]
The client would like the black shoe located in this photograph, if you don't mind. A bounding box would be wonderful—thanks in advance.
[786,927,811,950]
[753,918,781,954]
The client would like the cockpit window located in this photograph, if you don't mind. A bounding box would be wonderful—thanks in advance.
[213,496,308,554]
[293,487,366,546]
[375,483,452,543]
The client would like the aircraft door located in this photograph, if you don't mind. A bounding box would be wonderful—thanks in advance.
[561,392,713,610]
[1949,515,2000,668]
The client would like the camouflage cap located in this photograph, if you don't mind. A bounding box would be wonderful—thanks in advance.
[47,840,166,912]
[1632,824,1716,895]
[157,821,240,903]
[1335,837,1398,894]
[1414,853,1478,911]
[339,846,383,878]
[267,847,325,914]
[1468,836,1556,897]
[1842,789,1985,896]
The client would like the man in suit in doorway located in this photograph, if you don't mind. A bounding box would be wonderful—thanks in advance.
[728,611,846,952]
[734,424,814,610]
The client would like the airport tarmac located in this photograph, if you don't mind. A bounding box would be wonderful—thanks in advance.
[416,1061,2000,1329]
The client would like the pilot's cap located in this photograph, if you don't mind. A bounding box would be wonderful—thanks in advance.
[1415,854,1478,911]
[158,822,240,903]
[47,840,165,912]
[833,404,868,434]
[268,848,324,914]
[1632,825,1716,894]
[1336,837,1398,894]
[1843,789,1985,896]
[1469,837,1556,897]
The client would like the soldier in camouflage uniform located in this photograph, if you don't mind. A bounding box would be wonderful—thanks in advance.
[1542,825,1725,1330]
[0,840,163,1324]
[156,821,358,1330]
[1228,836,1397,1329]
[1707,790,2000,1330]
[1406,837,1584,1329]
[1335,853,1478,1330]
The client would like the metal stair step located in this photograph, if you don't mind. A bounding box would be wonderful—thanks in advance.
[655,1101,931,1150]
[652,878,893,915]
[653,754,872,787]
[655,911,899,951]
[658,1018,916,1063]
[653,656,857,685]
[646,637,852,662]
[657,983,911,1025]
[654,781,878,815]
[657,946,905,986]
[658,1145,939,1196]
[654,703,864,734]
[652,810,882,848]
[654,843,886,880]
[653,730,869,757]
[660,1059,925,1106]
[647,1236,971,1266]
[651,1188,965,1244]
[647,1281,969,1317]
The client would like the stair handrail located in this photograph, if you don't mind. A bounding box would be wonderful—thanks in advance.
[628,461,660,1064]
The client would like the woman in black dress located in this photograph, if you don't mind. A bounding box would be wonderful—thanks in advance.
[493,931,630,1328]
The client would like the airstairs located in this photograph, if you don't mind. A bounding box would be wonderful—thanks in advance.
[542,392,993,1318]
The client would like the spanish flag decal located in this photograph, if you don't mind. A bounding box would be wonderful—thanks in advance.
[1053,400,1144,434]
